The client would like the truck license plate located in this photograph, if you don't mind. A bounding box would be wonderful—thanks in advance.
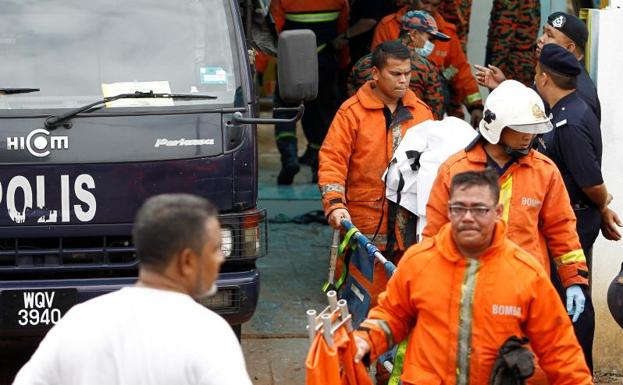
[1,289,76,329]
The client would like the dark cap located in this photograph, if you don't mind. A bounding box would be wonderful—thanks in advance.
[539,43,581,77]
[401,10,450,41]
[547,12,588,47]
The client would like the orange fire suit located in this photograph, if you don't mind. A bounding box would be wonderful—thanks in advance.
[319,80,432,303]
[370,7,483,112]
[423,140,589,288]
[356,222,592,385]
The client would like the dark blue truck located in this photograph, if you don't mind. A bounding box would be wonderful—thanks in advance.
[0,0,316,342]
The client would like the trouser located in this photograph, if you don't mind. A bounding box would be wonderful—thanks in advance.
[274,52,340,166]
[550,206,600,373]
[575,205,601,274]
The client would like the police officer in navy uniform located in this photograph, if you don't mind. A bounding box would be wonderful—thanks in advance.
[537,12,600,122]
[535,43,622,373]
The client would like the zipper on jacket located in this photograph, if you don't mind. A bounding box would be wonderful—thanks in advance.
[456,258,480,385]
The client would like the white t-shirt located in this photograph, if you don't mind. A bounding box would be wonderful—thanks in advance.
[13,287,252,385]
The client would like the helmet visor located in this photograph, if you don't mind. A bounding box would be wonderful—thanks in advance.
[507,121,553,135]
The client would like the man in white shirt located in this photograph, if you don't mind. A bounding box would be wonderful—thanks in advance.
[13,194,252,385]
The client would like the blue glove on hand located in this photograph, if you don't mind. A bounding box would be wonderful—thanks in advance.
[566,285,585,323]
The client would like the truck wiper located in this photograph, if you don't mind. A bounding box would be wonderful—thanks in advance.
[44,91,217,130]
[0,88,40,95]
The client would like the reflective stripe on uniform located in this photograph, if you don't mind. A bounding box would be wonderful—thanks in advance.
[363,233,387,245]
[557,249,586,264]
[389,340,408,385]
[284,11,340,23]
[456,258,480,385]
[316,43,327,53]
[499,175,513,223]
[362,319,394,349]
[465,92,482,105]
[275,132,297,140]
[320,183,345,196]
[443,65,459,80]
[392,124,402,154]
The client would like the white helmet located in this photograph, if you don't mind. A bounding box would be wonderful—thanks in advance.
[479,80,552,145]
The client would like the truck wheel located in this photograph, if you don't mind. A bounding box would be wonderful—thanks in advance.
[231,324,242,341]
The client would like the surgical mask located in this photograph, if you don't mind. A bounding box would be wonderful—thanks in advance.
[415,40,435,58]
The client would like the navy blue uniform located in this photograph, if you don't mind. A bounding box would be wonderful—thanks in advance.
[538,90,600,372]
[577,63,601,122]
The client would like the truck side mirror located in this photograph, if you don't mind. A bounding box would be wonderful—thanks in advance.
[231,29,318,125]
[277,30,318,103]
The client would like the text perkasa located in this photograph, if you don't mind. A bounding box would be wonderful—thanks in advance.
[6,129,69,158]
[154,138,215,148]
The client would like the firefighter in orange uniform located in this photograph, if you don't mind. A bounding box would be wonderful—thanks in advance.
[319,41,433,303]
[370,0,483,127]
[353,169,593,385]
[424,80,589,326]
[270,0,349,184]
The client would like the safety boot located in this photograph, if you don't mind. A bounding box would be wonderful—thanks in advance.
[277,139,300,185]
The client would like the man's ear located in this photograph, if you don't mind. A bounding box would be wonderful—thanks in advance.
[539,72,549,88]
[176,248,197,278]
[371,66,380,82]
[495,203,504,221]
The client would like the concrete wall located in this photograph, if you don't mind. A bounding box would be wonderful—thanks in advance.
[591,8,623,373]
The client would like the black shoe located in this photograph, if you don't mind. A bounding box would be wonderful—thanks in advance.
[277,163,300,185]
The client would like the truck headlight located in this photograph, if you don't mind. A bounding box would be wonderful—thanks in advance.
[242,226,260,257]
[220,227,233,257]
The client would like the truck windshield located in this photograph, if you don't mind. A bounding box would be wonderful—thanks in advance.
[0,0,241,111]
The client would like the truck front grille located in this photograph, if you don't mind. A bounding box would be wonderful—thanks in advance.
[0,209,268,275]
[0,236,136,271]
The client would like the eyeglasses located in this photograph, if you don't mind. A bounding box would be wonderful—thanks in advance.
[448,204,496,218]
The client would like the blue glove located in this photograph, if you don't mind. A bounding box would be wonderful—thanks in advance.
[566,285,586,323]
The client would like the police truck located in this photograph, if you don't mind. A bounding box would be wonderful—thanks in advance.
[0,0,317,342]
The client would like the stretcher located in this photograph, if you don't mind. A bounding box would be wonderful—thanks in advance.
[320,220,403,381]
[304,290,373,385]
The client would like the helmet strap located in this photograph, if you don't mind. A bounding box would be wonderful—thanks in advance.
[500,139,532,159]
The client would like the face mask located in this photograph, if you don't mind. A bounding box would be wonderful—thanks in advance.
[415,40,435,58]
